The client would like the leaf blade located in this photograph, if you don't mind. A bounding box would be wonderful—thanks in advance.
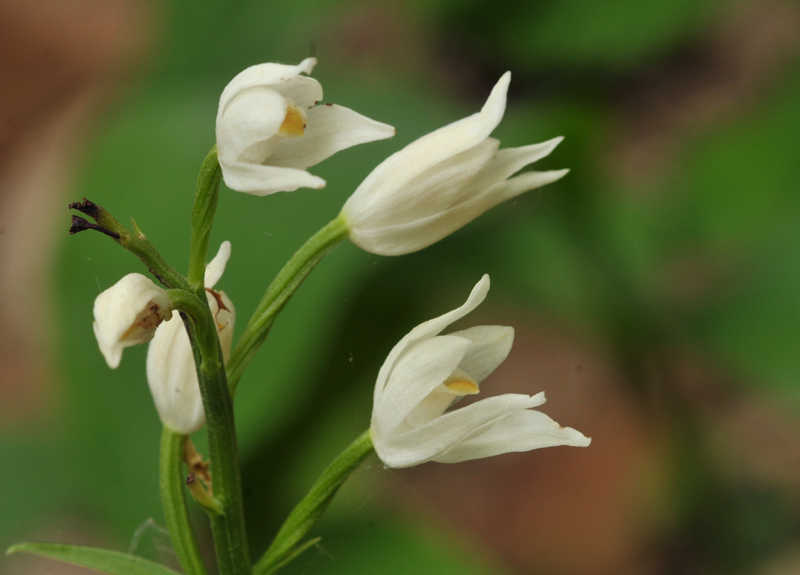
[7,542,182,575]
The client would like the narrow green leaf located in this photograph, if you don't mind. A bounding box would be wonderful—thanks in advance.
[7,543,182,575]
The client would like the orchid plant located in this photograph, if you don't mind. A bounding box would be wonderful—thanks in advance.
[7,58,589,575]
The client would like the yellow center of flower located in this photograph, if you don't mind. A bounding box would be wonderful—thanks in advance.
[444,371,480,396]
[278,104,306,137]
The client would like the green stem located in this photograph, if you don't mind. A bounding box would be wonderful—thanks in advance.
[170,293,251,575]
[68,199,190,291]
[188,146,221,292]
[254,430,374,575]
[226,215,349,392]
[159,428,208,575]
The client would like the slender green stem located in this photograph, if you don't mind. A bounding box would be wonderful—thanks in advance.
[254,430,374,575]
[226,215,349,392]
[159,428,208,575]
[171,294,251,575]
[188,146,221,292]
[68,199,190,291]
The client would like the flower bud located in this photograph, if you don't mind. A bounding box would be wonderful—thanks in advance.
[93,273,172,369]
[341,72,568,256]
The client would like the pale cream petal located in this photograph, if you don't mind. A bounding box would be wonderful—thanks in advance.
[405,384,460,429]
[268,104,395,169]
[204,241,231,288]
[217,87,288,163]
[347,138,498,229]
[374,335,471,437]
[220,159,326,195]
[347,165,565,256]
[474,137,564,189]
[373,275,490,405]
[448,325,514,384]
[343,72,510,218]
[434,409,591,463]
[92,273,172,369]
[490,169,570,203]
[217,58,318,120]
[146,311,206,434]
[375,392,544,468]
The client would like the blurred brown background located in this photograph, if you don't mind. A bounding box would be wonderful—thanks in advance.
[2,1,800,574]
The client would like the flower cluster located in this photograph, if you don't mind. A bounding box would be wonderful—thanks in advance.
[91,58,587,468]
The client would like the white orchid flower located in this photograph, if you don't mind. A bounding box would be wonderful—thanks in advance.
[146,242,235,434]
[371,275,590,468]
[93,273,172,369]
[216,58,395,196]
[341,72,568,256]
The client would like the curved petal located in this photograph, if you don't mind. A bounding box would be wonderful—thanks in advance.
[147,311,206,434]
[270,75,323,110]
[220,158,326,195]
[217,58,317,119]
[92,273,172,369]
[204,241,231,288]
[373,275,490,405]
[375,392,544,468]
[344,72,510,212]
[434,408,591,463]
[217,87,288,162]
[374,335,471,437]
[268,104,395,169]
[449,325,514,384]
[405,384,461,429]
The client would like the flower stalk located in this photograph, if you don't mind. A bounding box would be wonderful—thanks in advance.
[188,146,222,293]
[69,199,191,291]
[254,430,374,575]
[226,215,349,392]
[159,428,208,575]
[168,290,251,575]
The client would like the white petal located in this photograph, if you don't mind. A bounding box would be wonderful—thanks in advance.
[204,241,232,288]
[434,408,591,463]
[343,72,510,218]
[474,137,564,189]
[267,104,395,169]
[217,58,318,120]
[374,335,471,438]
[375,392,544,468]
[491,169,570,204]
[347,138,499,230]
[93,273,172,369]
[373,275,490,405]
[217,87,288,163]
[147,311,206,434]
[449,325,514,384]
[220,159,326,195]
[405,384,461,429]
[347,164,564,256]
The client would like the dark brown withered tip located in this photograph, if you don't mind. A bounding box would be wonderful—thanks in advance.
[68,198,102,220]
[69,215,120,239]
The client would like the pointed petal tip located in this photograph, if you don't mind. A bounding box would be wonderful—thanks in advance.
[482,74,511,117]
[298,57,317,74]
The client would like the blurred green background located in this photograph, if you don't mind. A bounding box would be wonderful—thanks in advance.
[2,0,800,573]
